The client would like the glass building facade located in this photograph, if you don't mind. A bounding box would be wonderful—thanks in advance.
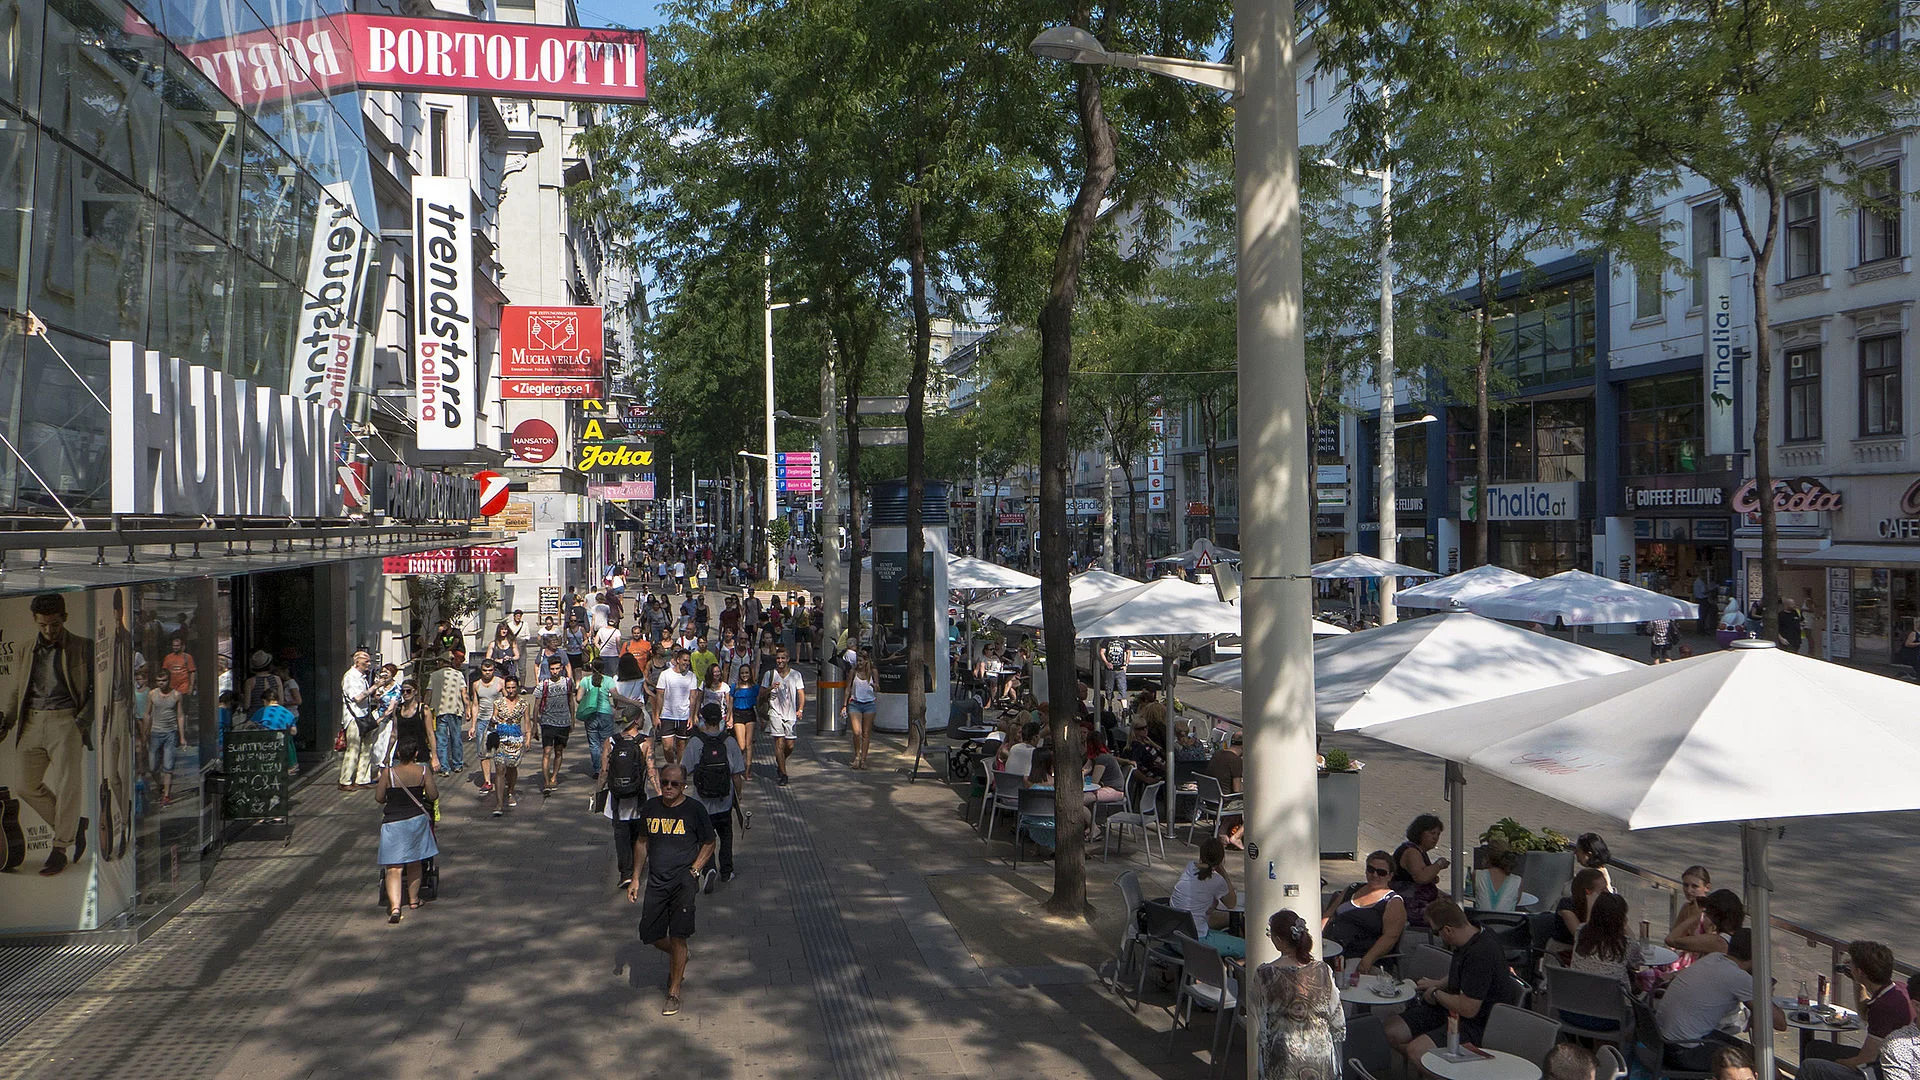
[0,0,384,514]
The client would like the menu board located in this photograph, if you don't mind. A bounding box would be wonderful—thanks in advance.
[223,731,289,821]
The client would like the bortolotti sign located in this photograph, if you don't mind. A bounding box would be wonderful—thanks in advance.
[175,14,647,109]
[412,175,475,451]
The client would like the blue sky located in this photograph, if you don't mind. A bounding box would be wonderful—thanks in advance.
[574,0,669,29]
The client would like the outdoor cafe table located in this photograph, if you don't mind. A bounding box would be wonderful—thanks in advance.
[1775,998,1862,1053]
[1421,1048,1542,1080]
[1642,943,1680,967]
[1338,975,1416,1008]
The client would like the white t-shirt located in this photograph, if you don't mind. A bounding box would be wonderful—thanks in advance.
[593,625,621,656]
[590,603,611,630]
[1879,1025,1920,1080]
[656,668,699,721]
[673,561,686,578]
[1003,743,1035,780]
[764,668,805,722]
[1656,952,1754,1045]
[1170,861,1232,939]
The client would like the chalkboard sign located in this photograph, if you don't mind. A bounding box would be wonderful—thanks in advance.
[224,730,289,821]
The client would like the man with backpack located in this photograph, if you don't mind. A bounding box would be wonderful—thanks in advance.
[680,702,744,892]
[599,712,653,891]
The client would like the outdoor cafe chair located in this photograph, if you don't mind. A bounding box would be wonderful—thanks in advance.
[1480,1002,1563,1069]
[1542,964,1632,1048]
[1102,870,1148,1001]
[1104,781,1166,863]
[1191,773,1242,840]
[1170,933,1240,1060]
[1596,1043,1628,1080]
[983,768,1024,844]
[1013,787,1057,865]
[1127,900,1191,1011]
[1402,943,1454,983]
[1629,991,1712,1080]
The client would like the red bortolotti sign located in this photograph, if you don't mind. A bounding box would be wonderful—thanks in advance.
[172,14,647,110]
[500,305,604,378]
[501,378,602,399]
[382,546,519,575]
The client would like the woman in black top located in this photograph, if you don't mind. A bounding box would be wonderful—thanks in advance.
[1391,813,1450,928]
[375,737,439,922]
[389,682,437,773]
[1323,849,1410,974]
[1551,867,1609,957]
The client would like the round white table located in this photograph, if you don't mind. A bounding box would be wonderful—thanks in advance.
[1784,1004,1862,1049]
[1339,977,1416,1006]
[1421,1048,1543,1080]
[1321,939,1343,961]
[1464,891,1541,911]
[1642,943,1680,967]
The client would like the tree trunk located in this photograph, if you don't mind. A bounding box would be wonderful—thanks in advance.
[1745,186,1783,634]
[1203,400,1220,544]
[1036,44,1114,920]
[1474,270,1493,568]
[843,341,867,635]
[905,186,932,746]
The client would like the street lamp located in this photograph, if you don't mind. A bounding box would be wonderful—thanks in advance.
[1031,0,1317,1019]
[763,253,808,584]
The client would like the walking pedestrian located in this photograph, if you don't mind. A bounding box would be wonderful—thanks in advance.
[651,649,699,761]
[592,618,623,678]
[574,663,617,780]
[760,649,805,786]
[730,665,760,779]
[843,656,878,770]
[487,676,527,816]
[629,763,717,1016]
[427,659,467,778]
[375,735,438,923]
[682,702,745,890]
[533,657,575,795]
[467,658,505,793]
[600,712,652,891]
[340,650,376,791]
[386,680,435,773]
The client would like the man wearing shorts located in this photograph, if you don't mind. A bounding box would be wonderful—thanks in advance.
[466,658,505,793]
[629,763,716,1016]
[487,676,527,817]
[1385,899,1520,1058]
[534,658,574,796]
[760,649,805,786]
[651,649,699,760]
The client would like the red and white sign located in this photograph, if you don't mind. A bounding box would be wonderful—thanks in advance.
[474,470,511,517]
[501,305,604,378]
[338,462,369,510]
[998,512,1027,527]
[588,480,656,501]
[501,377,602,400]
[175,14,647,111]
[510,418,559,463]
[381,545,519,575]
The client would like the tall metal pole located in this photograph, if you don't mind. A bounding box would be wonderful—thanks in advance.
[819,342,844,727]
[1238,0,1319,1013]
[1376,145,1399,625]
[764,253,781,584]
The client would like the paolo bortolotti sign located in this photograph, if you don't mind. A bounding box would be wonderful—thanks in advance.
[501,306,604,399]
[174,14,647,109]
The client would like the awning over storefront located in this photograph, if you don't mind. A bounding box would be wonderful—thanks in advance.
[1783,544,1920,568]
[0,529,481,596]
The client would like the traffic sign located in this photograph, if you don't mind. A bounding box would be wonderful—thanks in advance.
[549,537,584,559]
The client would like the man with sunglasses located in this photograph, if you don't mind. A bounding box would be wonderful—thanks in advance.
[629,763,716,1016]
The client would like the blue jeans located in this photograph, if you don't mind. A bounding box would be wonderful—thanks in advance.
[435,714,464,772]
[584,712,616,775]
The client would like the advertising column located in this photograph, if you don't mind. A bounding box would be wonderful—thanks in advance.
[869,481,950,735]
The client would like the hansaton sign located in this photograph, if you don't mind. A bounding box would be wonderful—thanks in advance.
[500,306,604,379]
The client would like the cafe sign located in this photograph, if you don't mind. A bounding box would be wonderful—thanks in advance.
[1623,484,1727,510]
[1730,476,1843,515]
[1874,477,1920,540]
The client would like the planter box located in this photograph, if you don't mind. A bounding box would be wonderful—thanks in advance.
[1319,771,1362,858]
[1514,850,1575,906]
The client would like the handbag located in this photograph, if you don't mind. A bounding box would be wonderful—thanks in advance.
[333,728,348,753]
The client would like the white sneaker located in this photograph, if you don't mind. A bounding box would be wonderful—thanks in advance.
[701,868,718,894]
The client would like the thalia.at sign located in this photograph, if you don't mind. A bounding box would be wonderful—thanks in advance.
[110,342,346,518]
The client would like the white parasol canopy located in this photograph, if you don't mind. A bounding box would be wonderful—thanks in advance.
[1390,564,1536,611]
[945,555,1040,592]
[969,569,1138,628]
[1465,568,1695,626]
[1308,553,1440,580]
[1154,538,1241,568]
[1358,640,1920,1080]
[1068,576,1243,640]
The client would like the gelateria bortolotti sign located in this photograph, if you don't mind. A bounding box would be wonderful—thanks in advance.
[109,342,347,518]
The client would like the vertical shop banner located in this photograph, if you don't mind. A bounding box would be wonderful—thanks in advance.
[293,183,373,414]
[412,176,476,450]
[1703,256,1736,456]
[0,590,126,932]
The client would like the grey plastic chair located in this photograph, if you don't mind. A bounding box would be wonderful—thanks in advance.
[1403,943,1454,983]
[1542,964,1631,1046]
[1103,781,1166,862]
[1170,933,1240,1058]
[1481,1002,1564,1069]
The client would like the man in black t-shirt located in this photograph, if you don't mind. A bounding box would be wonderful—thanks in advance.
[1387,898,1519,1056]
[628,764,717,1016]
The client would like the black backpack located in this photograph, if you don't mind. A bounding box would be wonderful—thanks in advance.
[607,734,646,801]
[691,731,733,799]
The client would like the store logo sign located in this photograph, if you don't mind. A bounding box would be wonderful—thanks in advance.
[1460,481,1579,521]
[110,342,347,518]
[412,176,475,450]
[1730,476,1843,514]
[1703,256,1736,456]
[294,183,371,414]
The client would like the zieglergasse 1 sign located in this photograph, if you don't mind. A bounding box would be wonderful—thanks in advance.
[175,14,647,110]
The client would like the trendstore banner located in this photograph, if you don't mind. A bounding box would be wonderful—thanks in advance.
[412,176,477,451]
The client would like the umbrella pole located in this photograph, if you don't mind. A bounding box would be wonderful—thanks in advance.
[1446,761,1466,901]
[1743,820,1777,1080]
[1165,640,1179,839]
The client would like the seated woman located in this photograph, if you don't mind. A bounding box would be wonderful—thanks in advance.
[1665,888,1744,966]
[1663,865,1715,974]
[1322,849,1408,975]
[1566,893,1645,1029]
[1471,849,1526,912]
[1551,868,1608,961]
[1084,733,1127,838]
[1170,837,1243,958]
[1575,832,1616,894]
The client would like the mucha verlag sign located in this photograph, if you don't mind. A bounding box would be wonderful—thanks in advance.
[293,183,371,414]
[412,176,475,450]
[501,306,603,379]
[175,15,647,109]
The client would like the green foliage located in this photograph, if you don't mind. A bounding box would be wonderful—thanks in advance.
[766,517,793,550]
[1322,747,1353,772]
[1478,817,1572,853]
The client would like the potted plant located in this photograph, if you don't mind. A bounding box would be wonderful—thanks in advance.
[1476,817,1574,898]
[1317,747,1365,858]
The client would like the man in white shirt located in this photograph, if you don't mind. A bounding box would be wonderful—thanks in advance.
[761,649,805,786]
[651,649,700,759]
[1656,929,1785,1072]
[339,649,375,789]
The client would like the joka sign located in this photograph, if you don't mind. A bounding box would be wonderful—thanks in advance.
[577,419,652,472]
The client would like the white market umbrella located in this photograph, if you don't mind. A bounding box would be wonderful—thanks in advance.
[1308,553,1440,580]
[946,555,1039,592]
[970,569,1137,628]
[1154,539,1241,569]
[1466,569,1696,627]
[1391,564,1536,611]
[1359,640,1920,1080]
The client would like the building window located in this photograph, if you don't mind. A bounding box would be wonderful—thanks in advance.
[430,108,449,177]
[1785,188,1820,279]
[1867,0,1901,55]
[1635,0,1663,25]
[1634,262,1662,320]
[1860,163,1901,264]
[1302,72,1319,112]
[1618,374,1703,477]
[1487,278,1597,389]
[1785,346,1822,442]
[1447,399,1590,485]
[1861,334,1902,436]
[1690,200,1721,308]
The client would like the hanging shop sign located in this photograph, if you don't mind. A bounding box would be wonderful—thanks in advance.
[1731,476,1843,515]
[588,480,656,501]
[1703,257,1737,457]
[494,499,535,533]
[575,432,654,472]
[110,342,347,518]
[475,470,511,517]
[369,462,480,523]
[1187,502,1213,518]
[510,418,559,463]
[176,14,647,111]
[500,305,603,378]
[1622,483,1728,510]
[381,545,519,575]
[502,377,602,400]
[292,183,372,414]
[1459,481,1580,521]
[997,511,1026,527]
[411,175,475,450]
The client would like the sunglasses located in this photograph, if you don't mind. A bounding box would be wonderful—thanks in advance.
[661,779,686,788]
[1367,865,1393,875]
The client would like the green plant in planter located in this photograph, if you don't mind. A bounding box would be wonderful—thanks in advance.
[1323,747,1353,773]
[1478,817,1573,852]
